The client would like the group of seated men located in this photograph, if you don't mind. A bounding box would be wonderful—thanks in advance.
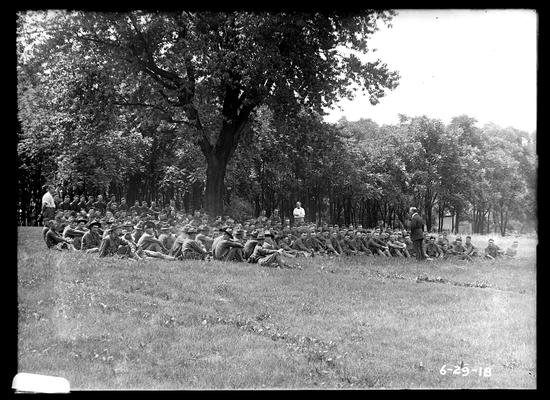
[423,232,518,261]
[41,200,520,266]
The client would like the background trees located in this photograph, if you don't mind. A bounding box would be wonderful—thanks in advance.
[17,10,399,216]
[17,11,536,235]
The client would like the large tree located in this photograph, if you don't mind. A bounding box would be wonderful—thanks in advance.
[18,10,400,215]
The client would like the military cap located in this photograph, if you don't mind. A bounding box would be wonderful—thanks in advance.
[87,220,101,229]
[76,217,88,224]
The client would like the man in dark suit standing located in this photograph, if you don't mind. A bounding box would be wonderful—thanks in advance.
[409,207,431,261]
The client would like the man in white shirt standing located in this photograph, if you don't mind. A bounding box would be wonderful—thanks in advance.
[293,201,305,226]
[41,185,57,225]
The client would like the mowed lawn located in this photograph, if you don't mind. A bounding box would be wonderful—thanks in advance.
[17,227,537,389]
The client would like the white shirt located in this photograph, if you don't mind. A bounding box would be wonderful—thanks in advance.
[293,207,305,219]
[42,192,56,208]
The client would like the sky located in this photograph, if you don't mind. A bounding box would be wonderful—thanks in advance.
[323,9,538,133]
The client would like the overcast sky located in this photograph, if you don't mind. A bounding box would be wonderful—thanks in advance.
[323,9,538,133]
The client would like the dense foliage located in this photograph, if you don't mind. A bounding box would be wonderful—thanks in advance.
[17,11,536,235]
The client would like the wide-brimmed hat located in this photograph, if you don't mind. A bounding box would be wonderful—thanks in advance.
[87,220,101,229]
[76,218,88,224]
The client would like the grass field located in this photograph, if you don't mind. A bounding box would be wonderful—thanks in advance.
[17,227,537,390]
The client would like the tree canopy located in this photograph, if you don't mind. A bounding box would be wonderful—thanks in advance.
[18,10,400,215]
[17,11,536,235]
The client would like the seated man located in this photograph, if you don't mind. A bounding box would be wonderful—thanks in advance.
[484,238,504,260]
[353,231,372,256]
[62,217,88,250]
[448,237,473,262]
[436,234,450,256]
[158,224,176,251]
[305,231,325,254]
[195,225,214,253]
[171,226,209,260]
[213,227,244,262]
[291,232,315,256]
[248,233,299,269]
[367,232,390,256]
[425,235,443,258]
[321,230,341,256]
[81,220,103,253]
[243,231,260,261]
[137,221,176,260]
[277,233,307,257]
[387,234,408,257]
[463,235,479,257]
[98,225,142,260]
[505,240,519,258]
[329,231,344,256]
[340,233,359,256]
[403,234,416,258]
[44,220,74,250]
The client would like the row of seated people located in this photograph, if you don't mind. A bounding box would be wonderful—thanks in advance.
[43,214,519,266]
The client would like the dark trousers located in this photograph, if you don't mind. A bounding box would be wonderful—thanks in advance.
[413,239,425,261]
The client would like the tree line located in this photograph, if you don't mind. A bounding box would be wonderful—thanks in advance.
[17,11,537,235]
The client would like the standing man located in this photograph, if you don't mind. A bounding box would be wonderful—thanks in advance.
[409,207,431,261]
[293,202,305,226]
[41,185,57,225]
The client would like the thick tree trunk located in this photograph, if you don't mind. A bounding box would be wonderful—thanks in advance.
[205,153,227,217]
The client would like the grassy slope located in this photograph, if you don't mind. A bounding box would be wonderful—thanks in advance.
[17,228,537,389]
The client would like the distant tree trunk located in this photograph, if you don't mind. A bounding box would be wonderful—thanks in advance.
[490,206,491,233]
[454,206,460,235]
